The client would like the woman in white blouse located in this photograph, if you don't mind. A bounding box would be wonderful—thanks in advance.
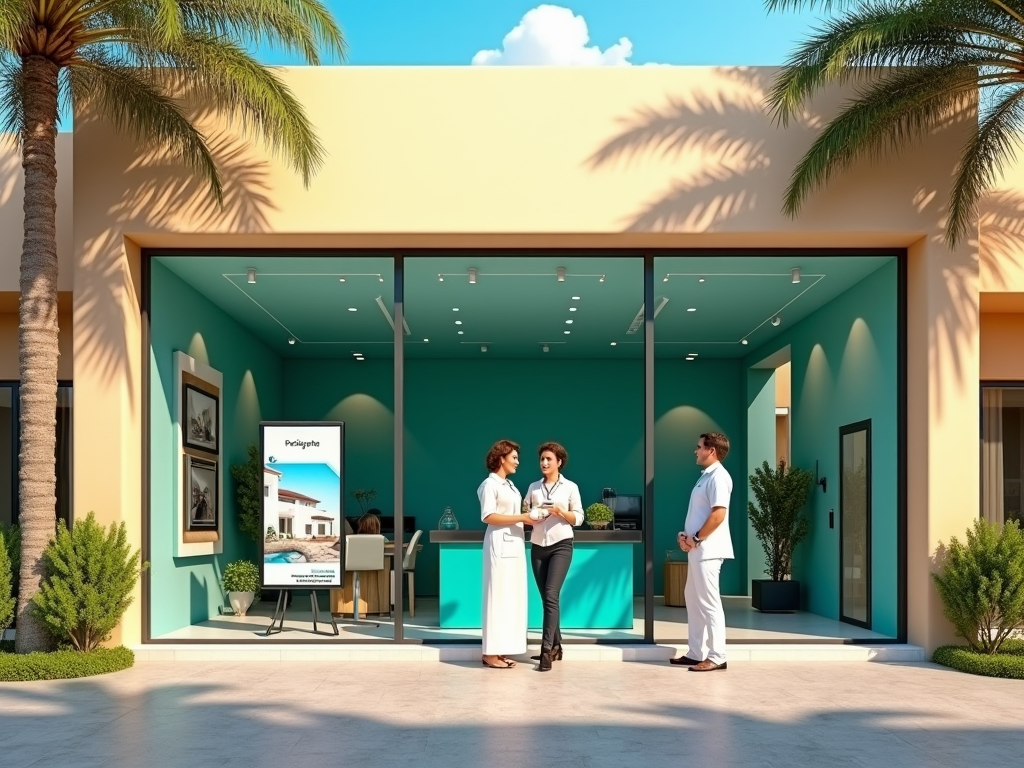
[523,442,583,671]
[478,439,536,669]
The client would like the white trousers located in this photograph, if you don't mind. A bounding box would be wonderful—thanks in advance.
[685,557,726,665]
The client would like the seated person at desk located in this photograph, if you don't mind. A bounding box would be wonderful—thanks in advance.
[357,512,381,535]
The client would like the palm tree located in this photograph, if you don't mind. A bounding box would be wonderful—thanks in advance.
[1,0,344,653]
[766,0,1021,246]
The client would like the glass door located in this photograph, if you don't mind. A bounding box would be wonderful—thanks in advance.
[840,420,871,627]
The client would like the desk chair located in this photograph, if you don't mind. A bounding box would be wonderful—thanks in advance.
[342,534,386,626]
[401,529,423,617]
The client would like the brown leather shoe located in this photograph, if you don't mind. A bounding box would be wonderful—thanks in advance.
[669,655,702,666]
[688,659,727,672]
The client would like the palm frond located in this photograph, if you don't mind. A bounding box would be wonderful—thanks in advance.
[120,28,324,185]
[948,88,1024,244]
[70,52,222,201]
[0,58,24,142]
[765,0,859,10]
[0,0,29,50]
[781,65,978,216]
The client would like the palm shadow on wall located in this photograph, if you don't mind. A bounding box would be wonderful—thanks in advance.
[586,67,776,233]
[74,109,276,411]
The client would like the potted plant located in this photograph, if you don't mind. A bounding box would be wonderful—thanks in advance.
[748,459,813,612]
[585,502,614,530]
[222,559,260,616]
[351,488,378,515]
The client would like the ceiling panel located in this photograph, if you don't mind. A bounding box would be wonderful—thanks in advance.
[153,253,894,360]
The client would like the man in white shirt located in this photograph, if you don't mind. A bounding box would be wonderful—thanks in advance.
[670,432,734,672]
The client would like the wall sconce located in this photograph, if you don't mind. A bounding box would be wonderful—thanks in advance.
[246,267,257,284]
[556,267,566,282]
[791,267,801,284]
[468,268,477,284]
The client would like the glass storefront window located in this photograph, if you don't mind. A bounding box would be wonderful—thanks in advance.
[982,386,1024,526]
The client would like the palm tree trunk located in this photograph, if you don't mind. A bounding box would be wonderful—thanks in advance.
[14,55,60,654]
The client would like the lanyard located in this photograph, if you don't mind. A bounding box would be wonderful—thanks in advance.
[507,479,520,497]
[541,476,562,501]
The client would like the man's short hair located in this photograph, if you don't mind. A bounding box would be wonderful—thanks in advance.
[700,432,730,462]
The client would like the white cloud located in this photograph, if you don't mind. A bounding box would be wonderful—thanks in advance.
[472,5,640,66]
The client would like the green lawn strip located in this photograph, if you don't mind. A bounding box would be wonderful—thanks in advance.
[932,639,1024,680]
[0,645,134,681]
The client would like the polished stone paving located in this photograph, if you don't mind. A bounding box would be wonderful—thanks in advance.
[0,659,1020,767]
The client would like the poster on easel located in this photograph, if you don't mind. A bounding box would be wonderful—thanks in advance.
[260,422,345,590]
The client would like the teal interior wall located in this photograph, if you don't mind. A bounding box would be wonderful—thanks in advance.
[746,369,777,589]
[149,262,284,636]
[744,260,898,636]
[654,359,747,597]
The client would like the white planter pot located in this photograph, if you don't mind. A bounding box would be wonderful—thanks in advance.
[228,591,255,616]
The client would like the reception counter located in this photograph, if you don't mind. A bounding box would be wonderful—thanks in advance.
[429,530,641,629]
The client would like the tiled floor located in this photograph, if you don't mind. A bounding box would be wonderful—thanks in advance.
[153,596,891,643]
[0,659,1018,767]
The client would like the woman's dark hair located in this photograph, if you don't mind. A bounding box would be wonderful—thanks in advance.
[486,439,520,471]
[357,513,381,535]
[538,441,568,468]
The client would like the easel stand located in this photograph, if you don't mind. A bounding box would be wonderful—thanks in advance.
[265,590,340,637]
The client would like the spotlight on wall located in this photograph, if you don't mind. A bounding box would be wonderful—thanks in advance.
[771,316,782,327]
[481,345,488,353]
[556,267,566,282]
[246,267,257,284]
[287,337,296,345]
[468,268,478,284]
[791,267,801,284]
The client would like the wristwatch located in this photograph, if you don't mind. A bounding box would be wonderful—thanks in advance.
[692,533,703,547]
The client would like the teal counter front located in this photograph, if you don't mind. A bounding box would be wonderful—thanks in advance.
[429,530,641,629]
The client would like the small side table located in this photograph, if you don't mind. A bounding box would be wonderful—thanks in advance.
[663,561,688,607]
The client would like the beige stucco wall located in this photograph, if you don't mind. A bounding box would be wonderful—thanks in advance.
[33,66,981,650]
[981,313,1024,380]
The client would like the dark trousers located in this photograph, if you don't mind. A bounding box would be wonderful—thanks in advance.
[530,538,573,651]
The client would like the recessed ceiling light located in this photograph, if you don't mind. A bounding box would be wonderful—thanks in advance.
[569,307,577,312]
[338,277,346,282]
[572,296,581,300]
[423,338,429,343]
[564,330,571,335]
[452,308,459,311]
[458,330,464,335]
[698,278,705,283]
[687,308,696,312]
[348,307,357,312]
[688,353,698,357]
[356,357,364,361]
[741,339,749,345]
[287,338,296,345]
[565,320,573,324]
[685,357,694,361]
[542,345,549,353]
[481,345,488,352]
[610,342,617,346]
[352,352,361,356]
[455,320,462,325]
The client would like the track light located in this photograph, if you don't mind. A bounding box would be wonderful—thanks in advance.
[791,267,801,284]
[246,267,256,284]
[378,274,384,283]
[468,268,477,284]
[741,339,749,345]
[599,275,606,283]
[542,345,549,353]
[481,345,488,352]
[663,275,669,282]
[438,274,444,282]
[287,337,295,345]
[556,267,566,282]
[772,316,782,327]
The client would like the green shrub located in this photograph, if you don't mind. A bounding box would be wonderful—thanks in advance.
[230,444,263,543]
[0,528,14,636]
[0,522,19,598]
[933,639,1024,679]
[222,559,260,594]
[748,460,814,581]
[584,503,613,525]
[32,512,146,652]
[932,519,1024,654]
[0,646,134,681]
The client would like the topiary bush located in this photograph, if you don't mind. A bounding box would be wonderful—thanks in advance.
[932,519,1024,654]
[0,522,19,600]
[222,559,260,594]
[0,527,14,637]
[748,460,814,581]
[32,512,146,652]
[231,444,264,543]
[933,639,1024,679]
[0,646,134,681]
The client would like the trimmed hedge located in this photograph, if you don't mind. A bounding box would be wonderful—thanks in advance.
[0,646,134,682]
[933,639,1024,680]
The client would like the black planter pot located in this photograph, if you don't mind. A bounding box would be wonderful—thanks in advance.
[751,579,801,613]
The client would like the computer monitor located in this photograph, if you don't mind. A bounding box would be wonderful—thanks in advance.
[610,494,642,530]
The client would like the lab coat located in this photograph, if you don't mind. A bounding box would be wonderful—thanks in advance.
[479,472,527,655]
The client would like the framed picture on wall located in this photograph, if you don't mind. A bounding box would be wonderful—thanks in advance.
[183,382,219,454]
[186,455,219,531]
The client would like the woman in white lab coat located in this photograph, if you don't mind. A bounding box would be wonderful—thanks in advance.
[479,439,535,669]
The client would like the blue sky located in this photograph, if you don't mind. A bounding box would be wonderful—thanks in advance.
[259,1,832,66]
[270,463,342,515]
